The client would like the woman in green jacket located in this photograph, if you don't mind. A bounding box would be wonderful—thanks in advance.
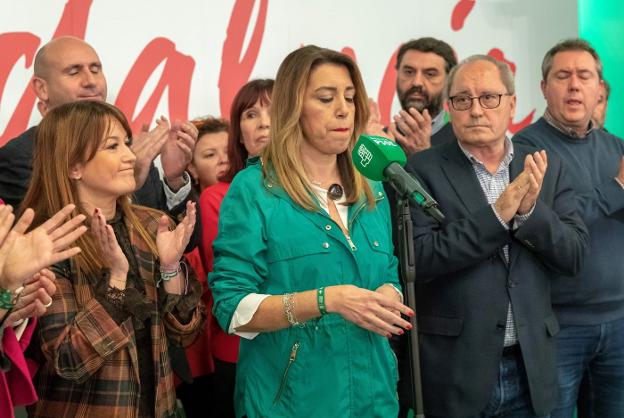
[209,45,414,418]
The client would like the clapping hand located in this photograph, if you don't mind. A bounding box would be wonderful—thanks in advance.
[5,269,57,325]
[91,208,129,286]
[156,201,196,265]
[131,116,170,190]
[365,98,391,139]
[161,120,198,192]
[389,108,433,155]
[0,204,86,290]
[518,151,547,215]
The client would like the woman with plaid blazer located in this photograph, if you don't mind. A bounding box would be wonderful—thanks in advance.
[21,101,205,418]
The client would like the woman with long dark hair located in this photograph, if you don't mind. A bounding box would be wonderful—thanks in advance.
[22,101,204,418]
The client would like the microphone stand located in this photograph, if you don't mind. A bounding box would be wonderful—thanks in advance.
[397,197,425,418]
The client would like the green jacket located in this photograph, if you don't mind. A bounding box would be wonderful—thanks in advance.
[209,161,400,417]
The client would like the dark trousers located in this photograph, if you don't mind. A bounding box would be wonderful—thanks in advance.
[428,347,548,418]
[176,359,237,418]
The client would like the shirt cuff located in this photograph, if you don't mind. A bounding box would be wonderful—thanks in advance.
[163,171,191,210]
[513,204,535,230]
[229,293,271,339]
[491,204,510,230]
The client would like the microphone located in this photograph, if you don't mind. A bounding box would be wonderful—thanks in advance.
[352,134,445,222]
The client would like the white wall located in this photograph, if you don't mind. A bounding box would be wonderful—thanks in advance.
[0,0,578,144]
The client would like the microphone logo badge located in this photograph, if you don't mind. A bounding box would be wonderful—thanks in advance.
[371,137,398,147]
[357,144,373,167]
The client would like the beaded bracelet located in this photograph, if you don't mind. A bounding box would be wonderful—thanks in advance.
[283,293,304,328]
[159,262,181,282]
[156,261,189,295]
[317,287,327,316]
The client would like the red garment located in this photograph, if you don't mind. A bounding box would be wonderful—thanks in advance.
[199,182,239,363]
[181,181,238,382]
[1,319,39,418]
[182,248,215,379]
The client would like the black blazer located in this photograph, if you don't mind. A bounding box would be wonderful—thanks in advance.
[404,140,589,416]
[387,122,456,246]
[0,127,36,207]
[430,121,455,147]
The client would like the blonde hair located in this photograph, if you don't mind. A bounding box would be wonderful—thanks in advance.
[21,101,159,279]
[262,45,374,211]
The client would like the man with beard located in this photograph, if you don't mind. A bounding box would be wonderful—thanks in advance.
[367,37,457,155]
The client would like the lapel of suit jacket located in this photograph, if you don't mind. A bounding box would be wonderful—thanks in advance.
[441,141,514,267]
[440,141,489,215]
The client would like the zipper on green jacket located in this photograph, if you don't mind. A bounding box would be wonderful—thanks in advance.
[347,192,384,231]
[345,234,357,251]
[273,341,301,405]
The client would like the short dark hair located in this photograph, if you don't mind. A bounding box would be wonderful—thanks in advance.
[396,37,457,73]
[542,38,603,80]
[192,116,229,138]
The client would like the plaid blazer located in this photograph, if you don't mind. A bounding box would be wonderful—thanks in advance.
[27,206,205,418]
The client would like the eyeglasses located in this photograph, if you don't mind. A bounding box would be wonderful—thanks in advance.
[448,93,512,111]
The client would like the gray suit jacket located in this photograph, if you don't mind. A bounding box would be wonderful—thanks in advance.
[405,140,589,416]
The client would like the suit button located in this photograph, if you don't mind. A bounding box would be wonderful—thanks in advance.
[322,242,330,249]
[373,241,379,247]
[325,225,332,231]
[496,322,505,330]
[508,280,516,288]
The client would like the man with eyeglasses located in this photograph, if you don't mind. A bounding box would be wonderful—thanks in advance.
[404,55,588,417]
[514,39,624,418]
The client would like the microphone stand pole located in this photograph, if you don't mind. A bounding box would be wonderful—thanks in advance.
[397,197,425,418]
